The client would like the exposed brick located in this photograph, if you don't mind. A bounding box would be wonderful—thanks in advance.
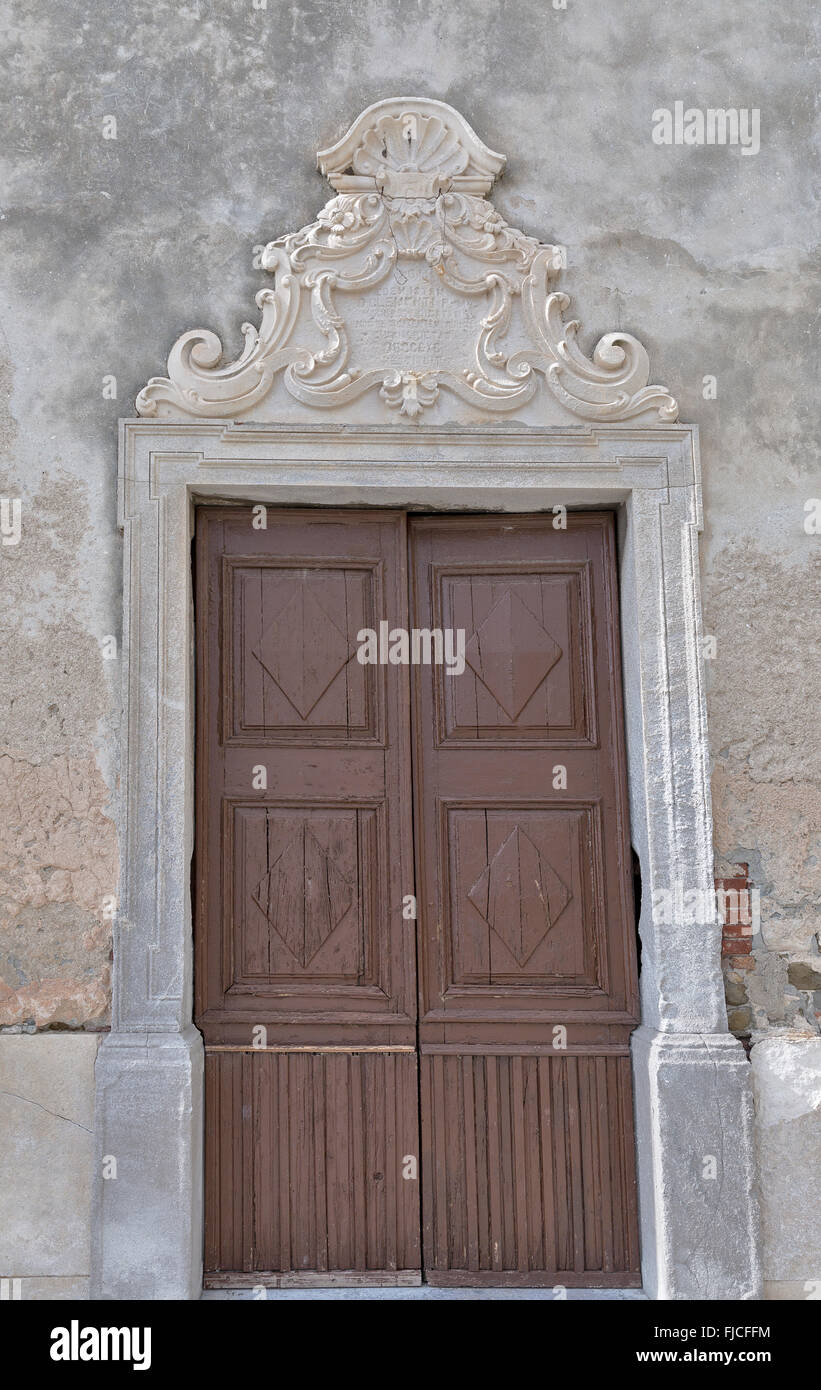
[716,865,755,958]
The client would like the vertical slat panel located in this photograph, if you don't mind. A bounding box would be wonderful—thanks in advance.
[253,1052,274,1269]
[203,1055,220,1270]
[605,1056,623,1272]
[365,1054,385,1270]
[384,1053,398,1272]
[538,1056,557,1271]
[579,1056,602,1272]
[400,1051,421,1270]
[227,1053,241,1273]
[277,1054,291,1272]
[203,1050,420,1278]
[500,1058,517,1268]
[420,1050,640,1282]
[450,1059,468,1270]
[313,1055,329,1272]
[241,1052,254,1271]
[349,1054,367,1270]
[419,1048,435,1270]
[511,1055,529,1270]
[432,1053,449,1269]
[597,1056,615,1272]
[551,1057,570,1269]
[484,1055,504,1272]
[337,1052,353,1270]
[566,1056,586,1274]
[324,1054,340,1270]
[473,1057,490,1270]
[524,1057,543,1269]
[462,1055,480,1272]
[292,1053,311,1268]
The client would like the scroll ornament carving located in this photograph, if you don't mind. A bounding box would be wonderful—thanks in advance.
[136,99,678,423]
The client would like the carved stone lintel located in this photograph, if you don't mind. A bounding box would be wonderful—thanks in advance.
[136,99,678,425]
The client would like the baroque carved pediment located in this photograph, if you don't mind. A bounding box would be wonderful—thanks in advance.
[136,97,678,424]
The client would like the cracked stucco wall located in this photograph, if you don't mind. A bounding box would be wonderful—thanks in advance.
[0,471,118,1031]
[1,0,818,1295]
[710,541,821,1046]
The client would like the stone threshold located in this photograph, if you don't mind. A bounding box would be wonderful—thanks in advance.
[202,1286,647,1301]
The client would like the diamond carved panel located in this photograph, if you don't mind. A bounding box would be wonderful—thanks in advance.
[252,822,355,968]
[230,560,379,742]
[467,824,571,966]
[464,589,562,720]
[434,567,590,745]
[443,805,603,990]
[253,584,353,720]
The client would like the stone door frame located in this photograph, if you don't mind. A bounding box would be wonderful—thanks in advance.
[91,417,762,1300]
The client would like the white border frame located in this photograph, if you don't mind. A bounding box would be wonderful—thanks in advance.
[91,419,762,1300]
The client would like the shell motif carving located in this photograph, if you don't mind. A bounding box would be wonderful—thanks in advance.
[354,112,468,196]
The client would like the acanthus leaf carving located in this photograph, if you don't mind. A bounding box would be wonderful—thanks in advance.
[135,98,678,425]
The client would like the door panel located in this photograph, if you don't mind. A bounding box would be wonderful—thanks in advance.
[420,1052,638,1283]
[410,514,640,1285]
[195,508,420,1283]
[204,1049,420,1282]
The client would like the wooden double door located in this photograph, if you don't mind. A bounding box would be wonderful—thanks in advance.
[195,507,640,1288]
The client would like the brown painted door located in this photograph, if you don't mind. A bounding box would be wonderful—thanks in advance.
[195,508,420,1284]
[195,506,639,1287]
[410,514,640,1285]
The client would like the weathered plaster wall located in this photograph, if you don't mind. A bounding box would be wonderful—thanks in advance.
[1,0,817,1294]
